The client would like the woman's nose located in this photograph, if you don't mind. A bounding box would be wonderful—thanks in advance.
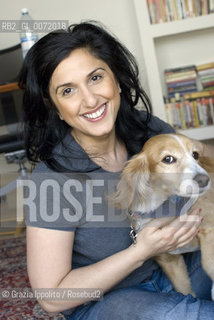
[80,86,98,108]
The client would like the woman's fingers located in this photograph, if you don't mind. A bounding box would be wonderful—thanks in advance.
[135,208,203,258]
[167,208,202,229]
[160,208,203,251]
[173,220,201,248]
[160,208,201,237]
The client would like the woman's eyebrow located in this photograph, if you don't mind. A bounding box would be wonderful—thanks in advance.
[87,67,105,77]
[55,81,74,94]
[55,67,106,94]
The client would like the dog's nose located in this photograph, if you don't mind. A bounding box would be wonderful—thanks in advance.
[193,174,210,188]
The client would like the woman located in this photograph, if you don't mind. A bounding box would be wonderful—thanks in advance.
[19,21,214,319]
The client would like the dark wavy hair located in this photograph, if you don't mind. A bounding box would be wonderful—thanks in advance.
[19,21,154,171]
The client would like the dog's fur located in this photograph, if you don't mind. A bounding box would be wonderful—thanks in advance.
[112,133,214,299]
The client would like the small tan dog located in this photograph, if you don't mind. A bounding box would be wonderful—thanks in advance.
[112,133,214,299]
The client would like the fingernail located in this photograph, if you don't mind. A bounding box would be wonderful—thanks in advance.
[197,230,200,234]
[198,208,202,213]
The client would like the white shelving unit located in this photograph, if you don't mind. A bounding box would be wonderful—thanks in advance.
[133,0,214,141]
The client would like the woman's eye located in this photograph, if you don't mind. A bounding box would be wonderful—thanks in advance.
[91,75,102,82]
[162,155,176,164]
[62,87,73,96]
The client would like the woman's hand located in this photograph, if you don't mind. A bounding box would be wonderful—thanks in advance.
[130,208,202,264]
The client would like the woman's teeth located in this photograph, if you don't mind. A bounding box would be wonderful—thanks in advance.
[83,104,106,119]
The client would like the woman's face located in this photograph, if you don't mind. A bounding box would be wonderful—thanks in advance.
[49,48,121,141]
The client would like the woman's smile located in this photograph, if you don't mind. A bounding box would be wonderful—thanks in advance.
[81,103,108,121]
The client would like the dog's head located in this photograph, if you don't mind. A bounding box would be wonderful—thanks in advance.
[112,133,213,210]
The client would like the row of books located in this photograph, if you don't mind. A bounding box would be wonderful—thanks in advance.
[196,62,214,91]
[164,62,214,99]
[164,65,198,99]
[147,0,214,24]
[165,91,214,129]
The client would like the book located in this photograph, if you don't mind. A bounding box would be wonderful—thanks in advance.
[165,70,196,78]
[170,0,179,20]
[166,0,175,20]
[177,0,183,19]
[147,0,156,24]
[168,85,197,93]
[166,74,197,83]
[196,0,202,15]
[196,62,214,91]
[167,79,196,88]
[159,0,167,21]
[191,100,199,127]
[204,86,214,90]
[196,99,204,126]
[196,62,214,71]
[209,97,214,122]
[165,66,197,81]
[203,81,214,88]
[165,101,183,128]
[201,0,208,15]
[155,0,163,22]
[187,0,194,17]
[181,0,187,18]
[200,98,213,125]
[168,88,197,99]
[165,64,196,73]
[183,90,214,99]
[209,0,214,13]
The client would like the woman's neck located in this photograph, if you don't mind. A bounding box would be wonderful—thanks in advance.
[71,129,127,172]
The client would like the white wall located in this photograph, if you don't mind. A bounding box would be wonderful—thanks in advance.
[0,0,149,93]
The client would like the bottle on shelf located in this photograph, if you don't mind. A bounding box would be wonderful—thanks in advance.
[19,8,38,59]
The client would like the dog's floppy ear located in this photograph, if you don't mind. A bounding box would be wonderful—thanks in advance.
[110,153,151,209]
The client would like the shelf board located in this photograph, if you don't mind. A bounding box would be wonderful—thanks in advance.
[178,125,214,140]
[0,82,19,93]
[150,14,214,38]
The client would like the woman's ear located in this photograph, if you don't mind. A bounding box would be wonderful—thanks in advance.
[116,81,121,93]
[57,112,64,120]
[110,153,151,210]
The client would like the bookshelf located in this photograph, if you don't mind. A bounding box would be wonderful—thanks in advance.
[148,13,214,37]
[133,0,214,140]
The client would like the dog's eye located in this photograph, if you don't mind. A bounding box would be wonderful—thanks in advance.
[192,151,199,160]
[162,156,176,164]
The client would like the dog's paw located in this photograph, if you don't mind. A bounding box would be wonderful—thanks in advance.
[211,282,214,301]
